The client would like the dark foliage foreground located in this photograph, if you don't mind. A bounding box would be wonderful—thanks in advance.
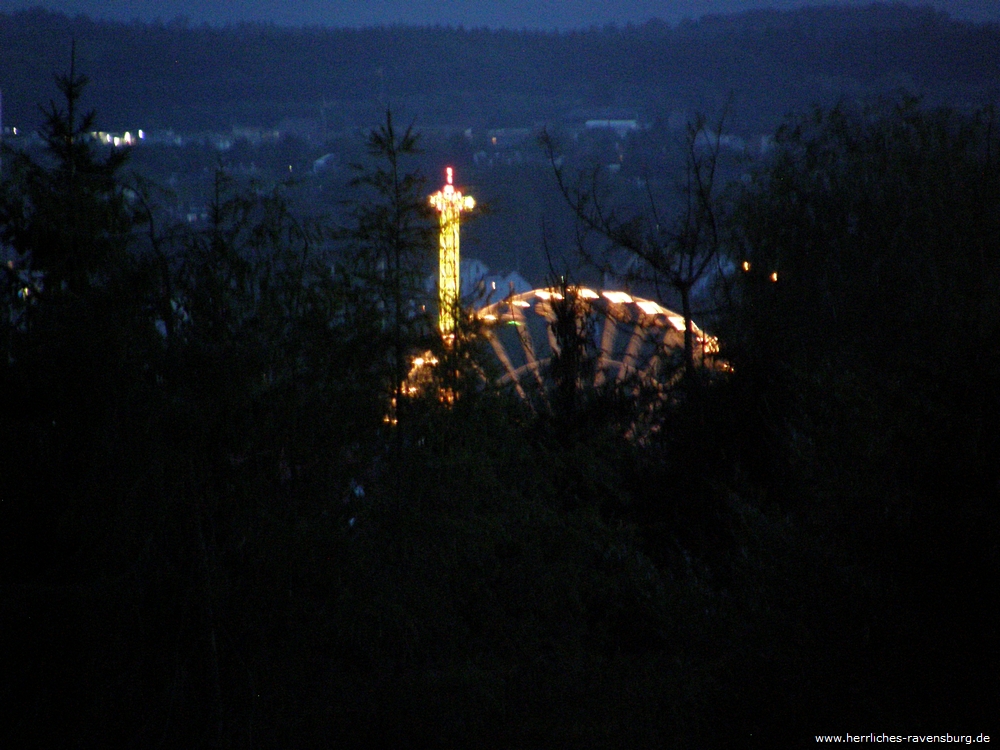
[1,71,996,747]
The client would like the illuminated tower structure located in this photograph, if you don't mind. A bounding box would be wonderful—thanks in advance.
[429,167,475,337]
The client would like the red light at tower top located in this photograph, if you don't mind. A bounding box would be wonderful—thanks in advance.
[430,168,475,336]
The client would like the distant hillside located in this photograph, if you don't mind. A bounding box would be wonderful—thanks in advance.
[1,4,998,135]
[1,0,999,27]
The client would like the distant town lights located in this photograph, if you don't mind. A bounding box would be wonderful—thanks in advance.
[90,129,145,147]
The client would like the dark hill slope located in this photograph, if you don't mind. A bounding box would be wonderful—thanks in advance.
[0,5,997,133]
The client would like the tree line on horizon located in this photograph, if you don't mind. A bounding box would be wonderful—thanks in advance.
[1,3,998,134]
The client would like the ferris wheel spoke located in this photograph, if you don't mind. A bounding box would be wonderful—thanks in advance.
[487,331,528,401]
[618,321,647,382]
[594,310,619,387]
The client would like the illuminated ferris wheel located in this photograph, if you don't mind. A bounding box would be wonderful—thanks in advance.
[476,286,718,401]
[427,168,717,404]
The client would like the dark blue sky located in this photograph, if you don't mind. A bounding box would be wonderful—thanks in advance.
[1,0,997,26]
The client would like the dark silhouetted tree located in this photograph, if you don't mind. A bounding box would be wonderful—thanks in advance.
[0,44,135,296]
[542,112,731,384]
[341,110,435,422]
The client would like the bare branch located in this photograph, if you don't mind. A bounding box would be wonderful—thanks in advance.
[543,109,732,382]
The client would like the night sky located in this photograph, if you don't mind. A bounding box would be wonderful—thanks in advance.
[0,0,997,26]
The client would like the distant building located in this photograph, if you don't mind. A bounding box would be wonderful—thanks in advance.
[275,117,320,143]
[312,153,338,173]
[693,130,745,152]
[486,128,533,149]
[471,270,533,307]
[584,119,639,138]
[424,257,532,307]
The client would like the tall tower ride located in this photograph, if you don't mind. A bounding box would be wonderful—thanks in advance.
[429,167,475,336]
